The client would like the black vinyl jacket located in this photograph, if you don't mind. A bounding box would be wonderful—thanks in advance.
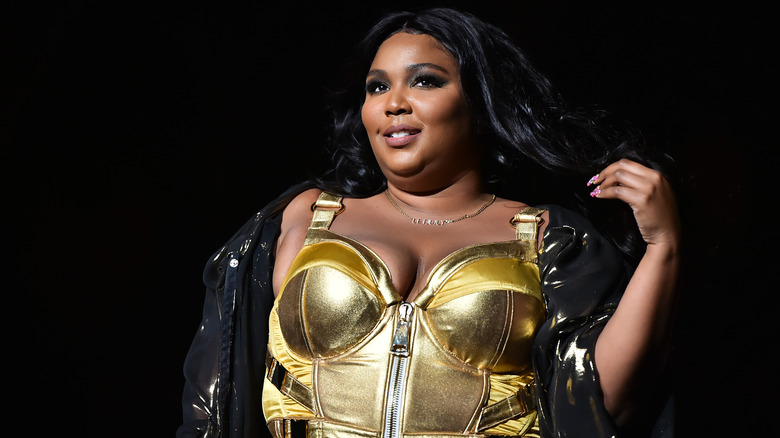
[177,182,672,438]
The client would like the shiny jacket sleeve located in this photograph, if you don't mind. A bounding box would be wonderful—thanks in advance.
[177,183,312,438]
[533,205,632,437]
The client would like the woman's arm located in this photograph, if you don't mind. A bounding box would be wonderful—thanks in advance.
[588,158,681,425]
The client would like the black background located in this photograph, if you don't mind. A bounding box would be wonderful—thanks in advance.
[4,0,777,436]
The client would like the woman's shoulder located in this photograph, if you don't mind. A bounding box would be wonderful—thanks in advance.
[285,187,324,212]
[278,187,324,233]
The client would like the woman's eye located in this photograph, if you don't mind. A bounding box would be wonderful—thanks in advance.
[412,74,445,88]
[365,80,388,94]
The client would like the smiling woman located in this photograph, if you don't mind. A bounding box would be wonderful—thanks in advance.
[178,7,680,438]
[362,33,478,192]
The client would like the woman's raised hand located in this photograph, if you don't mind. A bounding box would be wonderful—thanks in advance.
[588,158,681,249]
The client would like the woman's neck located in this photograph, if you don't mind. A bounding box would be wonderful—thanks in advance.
[384,178,490,219]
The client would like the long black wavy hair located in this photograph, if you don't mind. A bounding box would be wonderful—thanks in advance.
[313,7,676,264]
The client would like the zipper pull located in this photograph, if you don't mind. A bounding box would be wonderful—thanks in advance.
[390,302,414,357]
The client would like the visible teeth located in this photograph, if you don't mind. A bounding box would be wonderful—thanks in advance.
[389,131,413,138]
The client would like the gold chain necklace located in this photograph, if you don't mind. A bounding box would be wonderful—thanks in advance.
[384,190,496,225]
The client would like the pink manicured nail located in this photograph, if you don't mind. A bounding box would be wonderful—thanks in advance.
[587,174,599,186]
[590,186,601,197]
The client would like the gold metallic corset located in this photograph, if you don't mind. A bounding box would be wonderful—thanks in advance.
[263,193,546,438]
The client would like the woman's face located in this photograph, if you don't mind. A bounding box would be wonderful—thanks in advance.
[361,32,479,191]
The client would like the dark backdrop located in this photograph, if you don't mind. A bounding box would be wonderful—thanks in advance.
[4,1,776,436]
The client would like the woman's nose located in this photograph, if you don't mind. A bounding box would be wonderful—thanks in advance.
[384,88,411,116]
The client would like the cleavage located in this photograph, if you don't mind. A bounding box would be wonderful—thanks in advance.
[327,226,482,301]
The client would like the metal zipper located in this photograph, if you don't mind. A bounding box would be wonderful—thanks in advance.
[383,302,414,438]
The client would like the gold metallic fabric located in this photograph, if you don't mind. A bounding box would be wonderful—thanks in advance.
[263,193,545,437]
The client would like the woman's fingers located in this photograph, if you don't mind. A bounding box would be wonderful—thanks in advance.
[588,159,680,247]
[589,159,654,194]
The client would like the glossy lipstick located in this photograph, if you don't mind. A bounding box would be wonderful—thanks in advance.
[383,124,421,147]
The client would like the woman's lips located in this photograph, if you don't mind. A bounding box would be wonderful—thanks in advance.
[383,125,421,147]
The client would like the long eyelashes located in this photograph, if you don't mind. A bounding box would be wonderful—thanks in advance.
[412,74,447,88]
[365,74,448,95]
[365,80,388,94]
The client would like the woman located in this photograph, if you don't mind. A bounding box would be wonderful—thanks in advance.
[178,8,680,438]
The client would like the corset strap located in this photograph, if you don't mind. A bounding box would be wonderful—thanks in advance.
[266,350,316,413]
[309,192,344,230]
[476,380,536,432]
[510,207,545,263]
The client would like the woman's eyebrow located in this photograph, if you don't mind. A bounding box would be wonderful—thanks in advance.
[407,62,449,74]
[365,69,387,79]
[366,63,450,80]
